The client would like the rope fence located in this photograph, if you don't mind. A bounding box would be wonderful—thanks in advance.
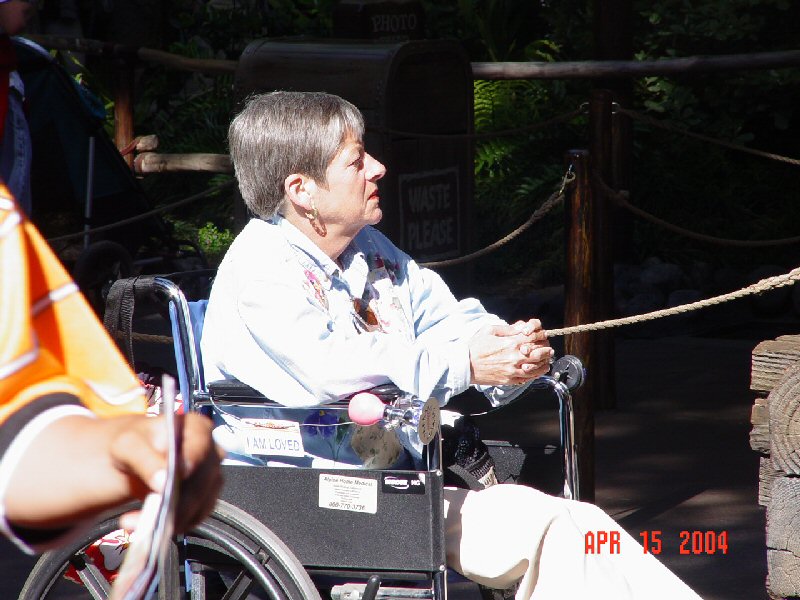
[420,168,574,268]
[596,176,800,248]
[619,107,800,167]
[546,266,800,338]
[46,180,236,244]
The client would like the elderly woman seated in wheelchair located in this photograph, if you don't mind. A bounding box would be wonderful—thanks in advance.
[194,91,703,600]
[21,90,703,600]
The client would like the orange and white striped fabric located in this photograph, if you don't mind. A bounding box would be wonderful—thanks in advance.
[0,181,146,550]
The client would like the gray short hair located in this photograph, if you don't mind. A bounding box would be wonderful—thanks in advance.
[228,91,365,218]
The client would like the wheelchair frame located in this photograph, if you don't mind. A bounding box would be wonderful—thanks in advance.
[18,275,580,600]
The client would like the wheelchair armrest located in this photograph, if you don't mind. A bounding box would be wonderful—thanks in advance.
[206,379,406,406]
[356,383,404,403]
[208,378,264,399]
[204,379,296,407]
[205,378,354,409]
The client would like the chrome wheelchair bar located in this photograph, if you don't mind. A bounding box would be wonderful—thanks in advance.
[152,277,203,401]
[527,376,579,501]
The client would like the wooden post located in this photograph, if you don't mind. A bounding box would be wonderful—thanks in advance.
[611,94,634,259]
[588,89,616,410]
[564,149,595,502]
[593,0,636,264]
[114,59,135,169]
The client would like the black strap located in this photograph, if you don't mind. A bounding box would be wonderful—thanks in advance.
[102,275,160,366]
[103,277,137,365]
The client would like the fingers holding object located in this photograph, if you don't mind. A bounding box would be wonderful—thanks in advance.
[519,346,555,373]
[173,413,225,532]
[520,342,554,360]
[513,318,543,337]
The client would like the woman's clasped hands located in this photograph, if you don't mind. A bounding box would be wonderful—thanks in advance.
[468,318,554,386]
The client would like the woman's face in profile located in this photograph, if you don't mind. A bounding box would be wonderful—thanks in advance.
[315,136,387,237]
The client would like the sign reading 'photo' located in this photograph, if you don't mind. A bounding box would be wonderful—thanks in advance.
[399,167,461,261]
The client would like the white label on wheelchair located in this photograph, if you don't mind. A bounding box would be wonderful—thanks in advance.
[318,474,378,514]
[238,419,305,457]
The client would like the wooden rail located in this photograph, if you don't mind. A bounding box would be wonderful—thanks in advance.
[471,49,800,79]
[26,34,800,79]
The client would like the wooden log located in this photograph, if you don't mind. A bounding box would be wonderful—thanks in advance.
[134,152,233,174]
[135,135,159,152]
[24,34,238,76]
[767,476,800,598]
[119,134,159,156]
[137,47,237,76]
[114,62,135,169]
[759,457,783,507]
[751,336,800,395]
[27,34,800,83]
[471,49,800,80]
[768,549,800,600]
[751,395,771,455]
[769,363,800,475]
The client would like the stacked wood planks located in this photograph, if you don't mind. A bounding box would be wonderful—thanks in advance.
[751,334,800,599]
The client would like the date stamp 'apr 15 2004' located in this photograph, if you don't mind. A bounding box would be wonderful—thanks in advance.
[584,530,729,555]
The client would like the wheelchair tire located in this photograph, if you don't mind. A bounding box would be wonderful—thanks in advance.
[18,500,322,600]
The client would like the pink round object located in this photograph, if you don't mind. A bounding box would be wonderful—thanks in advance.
[348,392,386,425]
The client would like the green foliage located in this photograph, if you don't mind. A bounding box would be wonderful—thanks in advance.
[167,218,235,266]
[623,0,800,269]
[100,0,800,286]
[261,0,337,37]
[458,0,800,285]
[632,0,800,139]
[422,0,547,61]
[197,221,235,265]
[133,2,261,230]
[636,0,793,54]
[470,75,584,287]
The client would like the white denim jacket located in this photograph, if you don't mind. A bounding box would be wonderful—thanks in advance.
[201,215,530,408]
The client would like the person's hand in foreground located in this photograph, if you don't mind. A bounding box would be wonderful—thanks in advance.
[469,318,554,386]
[4,412,225,535]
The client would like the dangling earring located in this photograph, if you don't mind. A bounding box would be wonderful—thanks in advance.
[305,203,319,222]
[306,200,326,236]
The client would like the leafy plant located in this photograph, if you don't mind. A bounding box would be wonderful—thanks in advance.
[70,0,800,285]
[623,0,800,269]
[197,221,235,265]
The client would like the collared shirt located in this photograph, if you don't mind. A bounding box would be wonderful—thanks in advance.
[201,216,530,408]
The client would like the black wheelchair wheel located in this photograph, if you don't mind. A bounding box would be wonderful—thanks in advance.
[18,500,321,600]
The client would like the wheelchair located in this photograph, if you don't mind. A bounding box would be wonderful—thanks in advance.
[19,275,583,600]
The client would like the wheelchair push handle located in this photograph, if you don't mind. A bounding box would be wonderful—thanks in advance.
[348,390,440,446]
